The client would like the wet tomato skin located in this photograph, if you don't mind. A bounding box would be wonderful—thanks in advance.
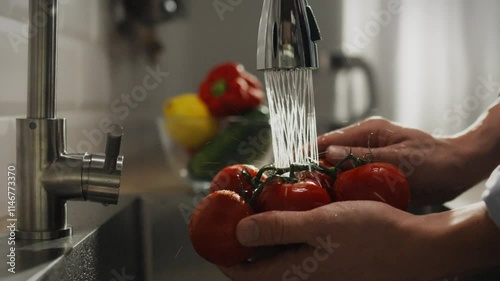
[297,171,336,202]
[334,163,411,210]
[209,164,261,198]
[189,190,255,267]
[256,178,331,212]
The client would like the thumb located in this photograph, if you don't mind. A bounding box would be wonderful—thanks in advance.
[326,145,398,166]
[236,211,315,247]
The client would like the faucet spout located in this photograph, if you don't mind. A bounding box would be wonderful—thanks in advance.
[257,0,322,71]
[28,0,58,119]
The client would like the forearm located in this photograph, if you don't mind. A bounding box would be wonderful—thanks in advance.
[453,102,500,182]
[416,202,500,279]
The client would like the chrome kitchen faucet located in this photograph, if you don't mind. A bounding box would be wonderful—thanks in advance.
[257,0,322,71]
[16,0,125,240]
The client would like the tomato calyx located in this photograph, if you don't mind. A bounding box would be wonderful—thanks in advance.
[236,150,377,210]
[334,149,374,170]
[243,163,338,207]
[253,164,290,184]
[248,175,282,206]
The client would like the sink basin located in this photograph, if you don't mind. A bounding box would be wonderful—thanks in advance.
[0,196,147,281]
[143,193,227,281]
[0,192,227,281]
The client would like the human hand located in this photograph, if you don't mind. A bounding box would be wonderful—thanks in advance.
[317,118,478,204]
[219,201,500,281]
[219,201,437,281]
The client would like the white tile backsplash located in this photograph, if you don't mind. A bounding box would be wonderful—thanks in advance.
[0,17,28,105]
[59,0,93,42]
[57,35,86,109]
[0,1,114,217]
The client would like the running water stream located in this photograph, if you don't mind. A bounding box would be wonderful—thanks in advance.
[264,69,319,168]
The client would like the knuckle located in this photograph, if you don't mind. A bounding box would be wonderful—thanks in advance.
[269,212,286,243]
[365,116,387,125]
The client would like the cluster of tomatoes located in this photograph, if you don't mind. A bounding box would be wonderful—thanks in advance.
[189,154,411,267]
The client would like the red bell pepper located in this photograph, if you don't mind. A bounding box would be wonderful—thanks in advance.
[199,63,265,116]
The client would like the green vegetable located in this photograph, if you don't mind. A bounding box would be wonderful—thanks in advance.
[188,107,272,181]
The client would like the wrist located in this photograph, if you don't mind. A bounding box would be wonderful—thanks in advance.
[412,203,500,279]
[450,104,500,182]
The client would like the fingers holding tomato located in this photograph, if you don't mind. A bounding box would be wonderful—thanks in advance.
[190,157,411,268]
[191,164,333,267]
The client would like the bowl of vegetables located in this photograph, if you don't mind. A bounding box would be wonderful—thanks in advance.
[159,63,273,193]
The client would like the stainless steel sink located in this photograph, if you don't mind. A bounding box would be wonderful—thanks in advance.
[0,196,146,281]
[0,192,227,281]
[143,192,228,281]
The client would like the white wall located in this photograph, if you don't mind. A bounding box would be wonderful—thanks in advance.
[0,0,114,217]
[393,0,500,135]
[342,0,500,134]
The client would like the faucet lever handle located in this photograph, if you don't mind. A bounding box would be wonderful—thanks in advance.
[104,126,123,174]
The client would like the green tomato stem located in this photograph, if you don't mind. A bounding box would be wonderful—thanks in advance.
[248,175,279,206]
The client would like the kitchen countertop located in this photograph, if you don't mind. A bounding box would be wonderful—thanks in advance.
[446,180,487,209]
[120,148,188,195]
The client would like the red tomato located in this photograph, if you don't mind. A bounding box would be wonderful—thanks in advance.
[333,163,411,210]
[297,171,335,202]
[255,177,331,212]
[209,164,261,199]
[189,190,255,267]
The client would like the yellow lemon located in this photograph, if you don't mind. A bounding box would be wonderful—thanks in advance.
[163,94,217,149]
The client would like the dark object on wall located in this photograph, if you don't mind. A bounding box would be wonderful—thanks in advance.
[122,0,185,25]
[112,0,185,62]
